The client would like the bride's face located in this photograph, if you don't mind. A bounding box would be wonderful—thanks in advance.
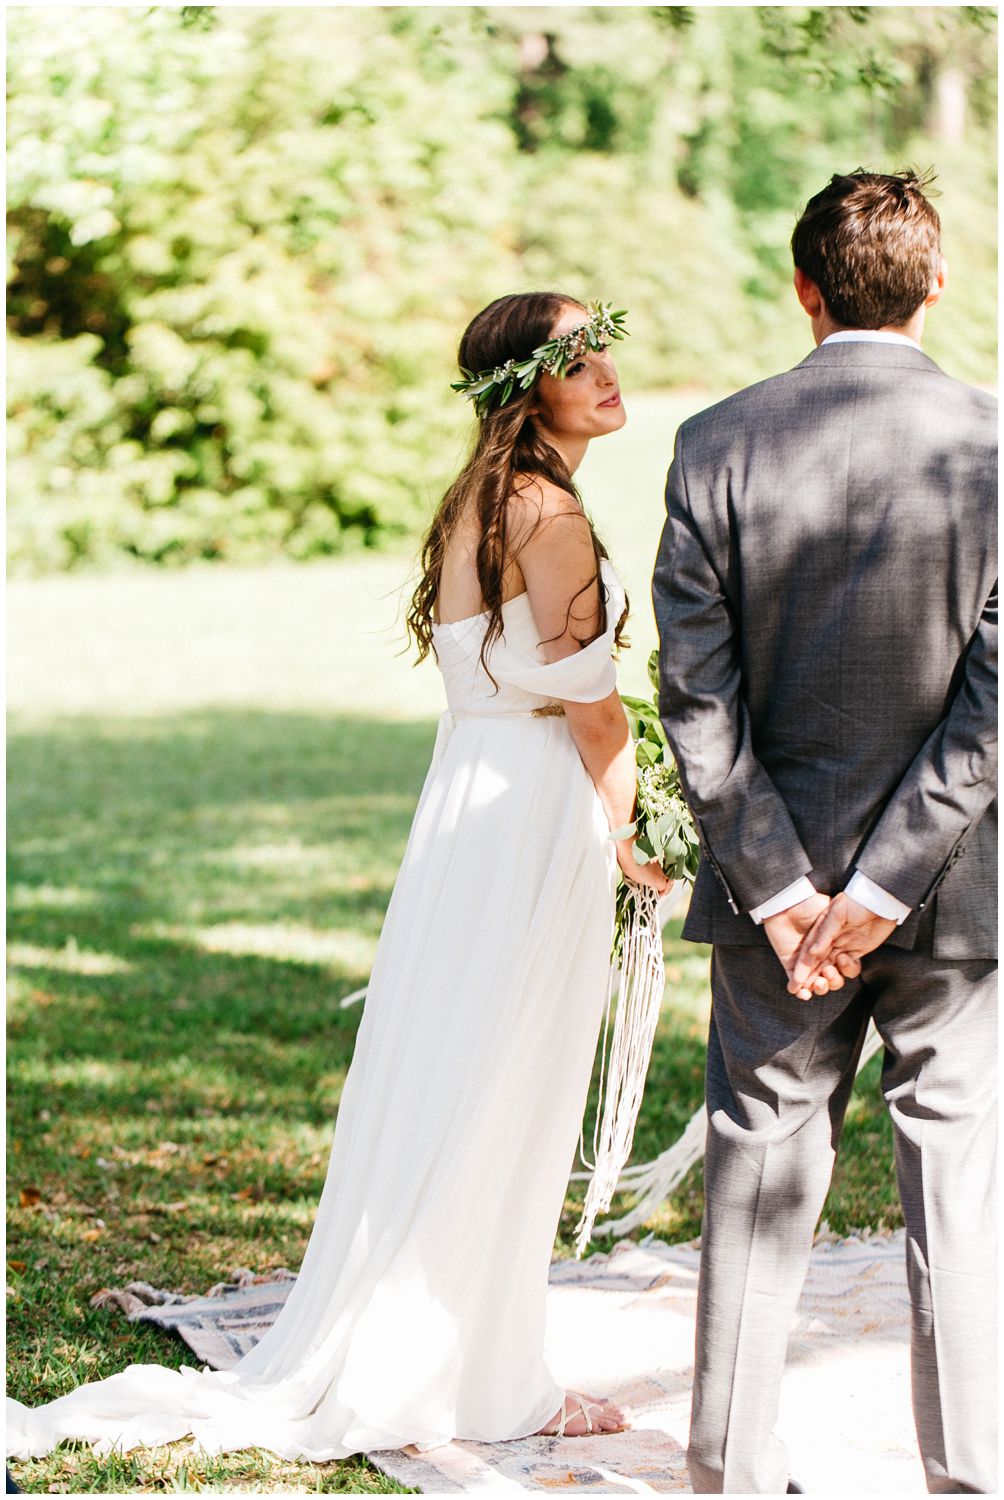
[530,303,627,442]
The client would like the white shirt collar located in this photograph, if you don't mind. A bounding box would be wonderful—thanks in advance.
[822,329,923,351]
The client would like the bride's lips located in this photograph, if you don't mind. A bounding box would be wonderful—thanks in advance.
[597,392,621,409]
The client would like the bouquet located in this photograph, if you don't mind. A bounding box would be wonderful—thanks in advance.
[611,649,701,957]
[574,650,699,1255]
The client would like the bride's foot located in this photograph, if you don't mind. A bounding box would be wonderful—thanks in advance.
[535,1390,628,1438]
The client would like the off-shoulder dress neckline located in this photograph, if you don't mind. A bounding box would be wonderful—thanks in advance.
[432,590,531,635]
[432,558,617,636]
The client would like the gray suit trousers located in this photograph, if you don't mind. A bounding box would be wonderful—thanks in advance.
[688,945,997,1495]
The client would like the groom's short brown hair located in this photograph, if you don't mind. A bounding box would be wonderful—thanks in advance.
[791,169,942,329]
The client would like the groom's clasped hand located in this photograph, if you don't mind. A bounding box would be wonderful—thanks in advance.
[760,891,862,1000]
[787,893,898,998]
[762,891,894,1000]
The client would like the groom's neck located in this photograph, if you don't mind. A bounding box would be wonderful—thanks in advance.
[811,306,927,348]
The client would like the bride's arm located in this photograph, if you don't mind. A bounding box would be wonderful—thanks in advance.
[567,687,668,890]
[511,481,670,893]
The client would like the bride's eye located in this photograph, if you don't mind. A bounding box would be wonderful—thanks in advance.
[567,360,586,377]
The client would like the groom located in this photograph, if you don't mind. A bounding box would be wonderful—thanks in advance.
[653,169,997,1494]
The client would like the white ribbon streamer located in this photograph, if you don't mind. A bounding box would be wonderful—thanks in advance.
[573,882,667,1258]
[592,1021,885,1242]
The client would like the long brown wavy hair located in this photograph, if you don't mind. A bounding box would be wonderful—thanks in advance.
[406,291,629,686]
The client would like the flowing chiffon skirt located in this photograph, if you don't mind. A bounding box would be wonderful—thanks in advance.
[7,562,625,1462]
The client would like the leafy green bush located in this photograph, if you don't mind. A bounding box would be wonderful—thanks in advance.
[6,6,996,573]
[6,8,517,570]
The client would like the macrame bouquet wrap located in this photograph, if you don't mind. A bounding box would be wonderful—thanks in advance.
[574,651,700,1257]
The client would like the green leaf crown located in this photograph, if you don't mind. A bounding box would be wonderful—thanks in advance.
[451,301,629,417]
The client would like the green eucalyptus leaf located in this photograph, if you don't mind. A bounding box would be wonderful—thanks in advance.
[653,812,678,841]
[620,693,659,720]
[608,822,637,841]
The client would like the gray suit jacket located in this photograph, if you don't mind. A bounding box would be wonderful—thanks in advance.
[652,340,997,961]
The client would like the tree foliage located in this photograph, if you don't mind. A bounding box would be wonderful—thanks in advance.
[6,5,997,573]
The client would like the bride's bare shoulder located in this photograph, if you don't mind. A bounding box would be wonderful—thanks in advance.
[507,473,588,554]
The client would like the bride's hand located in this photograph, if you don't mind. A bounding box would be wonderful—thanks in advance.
[616,845,673,896]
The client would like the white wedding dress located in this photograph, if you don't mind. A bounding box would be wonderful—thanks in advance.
[7,559,624,1463]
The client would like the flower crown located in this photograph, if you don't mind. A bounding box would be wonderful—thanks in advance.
[451,301,629,417]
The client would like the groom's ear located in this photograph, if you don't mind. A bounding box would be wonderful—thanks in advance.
[793,267,824,319]
[924,257,947,310]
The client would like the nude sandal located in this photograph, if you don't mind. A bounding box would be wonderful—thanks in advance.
[544,1391,602,1437]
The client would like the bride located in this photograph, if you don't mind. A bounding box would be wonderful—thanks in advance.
[7,291,670,1465]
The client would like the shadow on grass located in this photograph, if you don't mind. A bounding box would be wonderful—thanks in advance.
[8,708,440,1100]
[7,711,431,1249]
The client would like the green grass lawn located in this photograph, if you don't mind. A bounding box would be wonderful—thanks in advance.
[7,393,902,1492]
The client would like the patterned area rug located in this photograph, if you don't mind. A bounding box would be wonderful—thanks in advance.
[91,1266,298,1371]
[94,1231,923,1493]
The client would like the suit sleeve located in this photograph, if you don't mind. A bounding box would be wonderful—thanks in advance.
[854,578,998,909]
[652,424,813,914]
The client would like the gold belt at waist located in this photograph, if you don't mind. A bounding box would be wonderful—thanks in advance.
[449,703,565,721]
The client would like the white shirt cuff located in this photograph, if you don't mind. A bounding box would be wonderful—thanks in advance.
[845,870,911,925]
[749,876,817,925]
